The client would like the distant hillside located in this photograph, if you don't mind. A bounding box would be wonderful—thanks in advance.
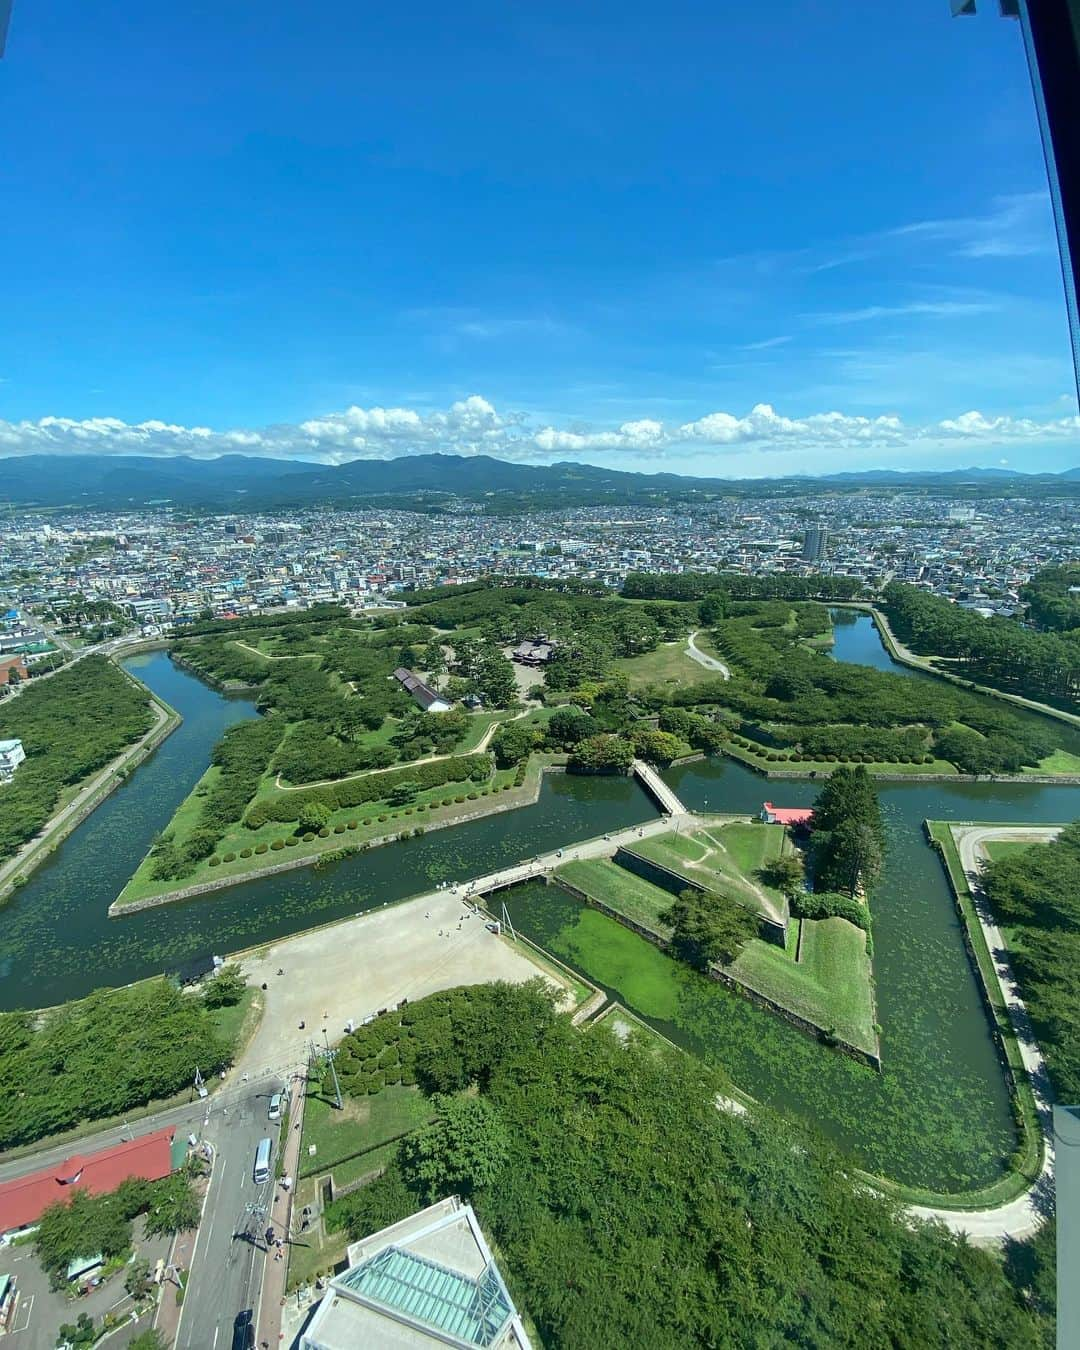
[1,450,1078,510]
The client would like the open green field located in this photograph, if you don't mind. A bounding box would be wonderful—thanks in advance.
[1023,749,1080,775]
[630,821,788,917]
[613,639,723,689]
[732,918,875,1054]
[555,858,673,934]
[299,1083,433,1180]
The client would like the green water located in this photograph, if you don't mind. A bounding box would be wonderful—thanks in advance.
[501,615,1080,1191]
[506,758,1080,1191]
[4,629,1078,1193]
[0,653,652,1012]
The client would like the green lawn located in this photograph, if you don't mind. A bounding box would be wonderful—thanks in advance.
[630,821,788,918]
[559,909,683,1020]
[288,1082,433,1291]
[731,917,875,1054]
[613,639,723,689]
[556,848,874,1053]
[555,859,673,935]
[1023,749,1080,775]
[299,1083,433,1180]
[209,985,262,1054]
[116,757,534,906]
[982,839,1044,863]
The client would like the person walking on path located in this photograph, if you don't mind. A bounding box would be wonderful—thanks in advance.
[256,1074,307,1345]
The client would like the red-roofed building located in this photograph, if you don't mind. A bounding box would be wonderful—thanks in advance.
[760,802,814,829]
[0,1127,176,1236]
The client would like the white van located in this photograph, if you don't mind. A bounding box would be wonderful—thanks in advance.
[268,1092,283,1123]
[253,1137,272,1185]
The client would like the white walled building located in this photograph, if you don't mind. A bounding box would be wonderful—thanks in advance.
[0,739,26,783]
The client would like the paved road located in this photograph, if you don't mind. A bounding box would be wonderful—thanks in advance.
[0,1076,289,1350]
[174,1079,286,1350]
[255,1077,307,1347]
[909,824,1061,1243]
[686,630,730,679]
[0,1070,299,1190]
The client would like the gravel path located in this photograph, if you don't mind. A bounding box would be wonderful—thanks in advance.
[686,630,730,679]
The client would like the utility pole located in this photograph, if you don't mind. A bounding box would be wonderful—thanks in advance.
[323,1032,343,1110]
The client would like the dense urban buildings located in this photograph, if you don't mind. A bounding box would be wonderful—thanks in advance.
[1,492,1073,650]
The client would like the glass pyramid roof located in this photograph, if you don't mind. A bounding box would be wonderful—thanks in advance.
[338,1244,514,1347]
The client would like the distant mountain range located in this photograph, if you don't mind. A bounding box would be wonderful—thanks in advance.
[1,451,1078,511]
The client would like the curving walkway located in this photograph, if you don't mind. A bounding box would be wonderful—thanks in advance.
[909,825,1060,1242]
[686,630,730,679]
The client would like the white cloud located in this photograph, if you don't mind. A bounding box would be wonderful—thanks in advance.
[1,396,1077,470]
[807,299,999,325]
[740,335,793,351]
[887,193,1054,260]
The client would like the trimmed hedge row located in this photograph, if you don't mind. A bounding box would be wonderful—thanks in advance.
[790,890,870,932]
[244,754,491,827]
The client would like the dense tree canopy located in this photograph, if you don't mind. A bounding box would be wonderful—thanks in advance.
[810,767,885,897]
[34,1171,200,1288]
[982,821,1080,1100]
[1021,565,1080,635]
[329,983,1050,1349]
[447,638,517,707]
[701,603,1062,773]
[0,657,155,863]
[0,978,236,1148]
[882,583,1080,706]
[621,571,865,602]
[661,888,757,969]
[567,733,634,773]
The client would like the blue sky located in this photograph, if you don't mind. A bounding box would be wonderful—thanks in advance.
[1,0,1078,476]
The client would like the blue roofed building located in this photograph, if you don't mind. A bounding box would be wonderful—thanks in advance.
[300,1196,531,1350]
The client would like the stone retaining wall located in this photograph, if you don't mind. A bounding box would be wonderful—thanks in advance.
[549,876,879,1070]
[705,965,881,1072]
[109,766,551,915]
[551,876,670,949]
